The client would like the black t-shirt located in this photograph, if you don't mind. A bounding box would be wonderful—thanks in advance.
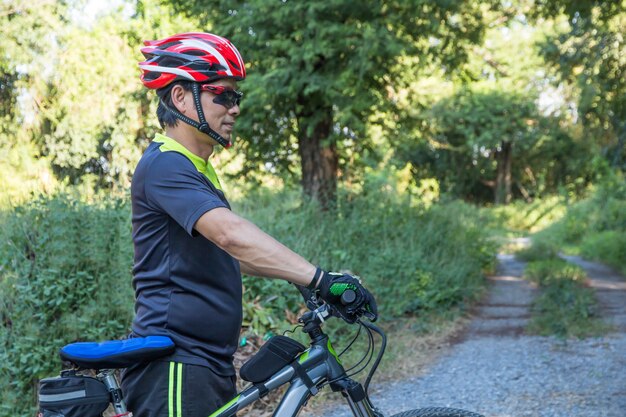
[130,134,242,376]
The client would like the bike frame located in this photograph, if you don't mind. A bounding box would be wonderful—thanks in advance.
[208,330,382,417]
[84,303,384,417]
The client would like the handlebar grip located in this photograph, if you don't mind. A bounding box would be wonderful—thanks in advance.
[341,289,357,305]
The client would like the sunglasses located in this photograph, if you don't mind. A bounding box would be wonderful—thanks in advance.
[199,84,243,109]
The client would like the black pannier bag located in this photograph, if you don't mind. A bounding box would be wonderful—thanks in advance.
[38,372,110,417]
[240,335,306,383]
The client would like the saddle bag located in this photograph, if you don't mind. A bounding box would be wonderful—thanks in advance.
[38,372,110,417]
[240,335,306,383]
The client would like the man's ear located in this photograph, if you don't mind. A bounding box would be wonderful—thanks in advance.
[170,84,188,114]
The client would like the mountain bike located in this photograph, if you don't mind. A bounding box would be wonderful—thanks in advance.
[38,291,484,417]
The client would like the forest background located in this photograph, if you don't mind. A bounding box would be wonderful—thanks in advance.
[0,0,624,415]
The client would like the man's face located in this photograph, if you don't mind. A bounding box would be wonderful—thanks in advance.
[198,78,241,143]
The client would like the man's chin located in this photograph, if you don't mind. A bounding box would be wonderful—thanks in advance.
[208,133,232,147]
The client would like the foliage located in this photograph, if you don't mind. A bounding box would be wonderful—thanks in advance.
[523,258,585,285]
[0,180,496,414]
[35,15,143,187]
[405,85,557,204]
[0,194,135,416]
[515,239,560,262]
[235,177,496,320]
[528,279,606,338]
[490,196,567,235]
[536,0,626,171]
[0,1,68,202]
[392,17,601,205]
[2,0,623,206]
[580,231,626,274]
[528,174,626,272]
[523,258,606,338]
[1,0,199,190]
[167,0,493,203]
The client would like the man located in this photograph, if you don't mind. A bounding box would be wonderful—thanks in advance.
[122,32,377,417]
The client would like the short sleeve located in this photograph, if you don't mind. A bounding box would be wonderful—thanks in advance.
[144,152,227,235]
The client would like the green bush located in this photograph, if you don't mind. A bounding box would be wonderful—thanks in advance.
[523,259,586,286]
[0,184,496,415]
[490,197,567,234]
[0,194,135,415]
[515,238,560,262]
[580,231,626,274]
[523,175,626,267]
[523,259,605,338]
[528,279,605,338]
[235,185,496,319]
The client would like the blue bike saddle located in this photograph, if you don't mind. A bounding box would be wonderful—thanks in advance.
[60,336,175,369]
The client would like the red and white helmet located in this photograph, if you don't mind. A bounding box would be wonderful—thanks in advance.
[139,32,246,89]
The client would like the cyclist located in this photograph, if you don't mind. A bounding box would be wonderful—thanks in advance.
[123,32,378,417]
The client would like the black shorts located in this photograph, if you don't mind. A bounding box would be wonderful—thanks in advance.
[121,360,237,417]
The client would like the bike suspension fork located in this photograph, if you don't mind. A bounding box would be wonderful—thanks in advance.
[333,379,384,417]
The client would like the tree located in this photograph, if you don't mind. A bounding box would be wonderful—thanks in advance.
[0,1,68,199]
[534,1,626,171]
[171,0,491,207]
[422,87,550,204]
[1,0,199,190]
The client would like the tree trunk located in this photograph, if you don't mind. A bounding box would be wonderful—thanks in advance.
[494,140,512,205]
[296,104,337,209]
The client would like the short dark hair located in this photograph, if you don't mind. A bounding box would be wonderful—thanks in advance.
[156,81,194,128]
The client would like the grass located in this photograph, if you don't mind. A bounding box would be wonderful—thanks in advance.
[0,181,496,416]
[523,259,609,338]
[515,238,560,262]
[522,176,626,274]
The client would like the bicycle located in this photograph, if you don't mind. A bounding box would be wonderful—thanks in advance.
[38,291,484,417]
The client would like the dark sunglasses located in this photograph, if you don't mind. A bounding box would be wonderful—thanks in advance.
[199,84,243,109]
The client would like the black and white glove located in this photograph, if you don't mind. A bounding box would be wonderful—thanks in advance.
[306,268,378,323]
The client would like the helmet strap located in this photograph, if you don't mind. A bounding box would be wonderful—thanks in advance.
[158,83,232,148]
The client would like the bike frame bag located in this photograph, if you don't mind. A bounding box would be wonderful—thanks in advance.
[38,373,110,417]
[240,335,305,383]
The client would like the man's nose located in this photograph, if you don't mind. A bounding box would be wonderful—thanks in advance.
[229,104,240,116]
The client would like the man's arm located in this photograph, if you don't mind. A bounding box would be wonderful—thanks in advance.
[194,207,316,286]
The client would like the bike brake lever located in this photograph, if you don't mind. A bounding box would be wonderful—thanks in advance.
[363,311,377,321]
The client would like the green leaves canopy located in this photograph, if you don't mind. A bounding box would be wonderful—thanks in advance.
[172,0,489,182]
[536,0,626,169]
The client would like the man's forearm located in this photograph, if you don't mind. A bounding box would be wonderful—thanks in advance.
[195,208,316,286]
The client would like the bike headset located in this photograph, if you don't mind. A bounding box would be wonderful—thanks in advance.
[138,32,246,148]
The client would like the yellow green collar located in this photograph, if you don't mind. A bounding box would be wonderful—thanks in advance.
[153,133,222,191]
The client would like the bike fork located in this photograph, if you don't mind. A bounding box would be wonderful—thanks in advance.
[98,370,131,417]
[333,378,384,417]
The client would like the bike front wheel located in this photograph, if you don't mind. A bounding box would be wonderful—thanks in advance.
[391,407,485,417]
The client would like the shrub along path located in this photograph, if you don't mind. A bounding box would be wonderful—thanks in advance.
[561,255,626,332]
[307,251,626,417]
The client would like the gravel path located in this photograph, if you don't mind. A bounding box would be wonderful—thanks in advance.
[307,253,626,417]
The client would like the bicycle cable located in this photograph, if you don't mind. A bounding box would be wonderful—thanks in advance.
[341,322,372,375]
[345,324,376,379]
[360,320,387,394]
[338,323,362,357]
[319,322,374,390]
[282,325,303,336]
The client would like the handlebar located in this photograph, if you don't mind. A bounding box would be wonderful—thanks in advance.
[341,289,357,305]
[296,290,386,397]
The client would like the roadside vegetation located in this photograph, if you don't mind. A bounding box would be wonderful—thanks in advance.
[531,179,626,274]
[523,259,608,338]
[510,176,625,338]
[0,179,496,415]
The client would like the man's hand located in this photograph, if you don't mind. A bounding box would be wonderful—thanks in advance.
[313,270,378,323]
